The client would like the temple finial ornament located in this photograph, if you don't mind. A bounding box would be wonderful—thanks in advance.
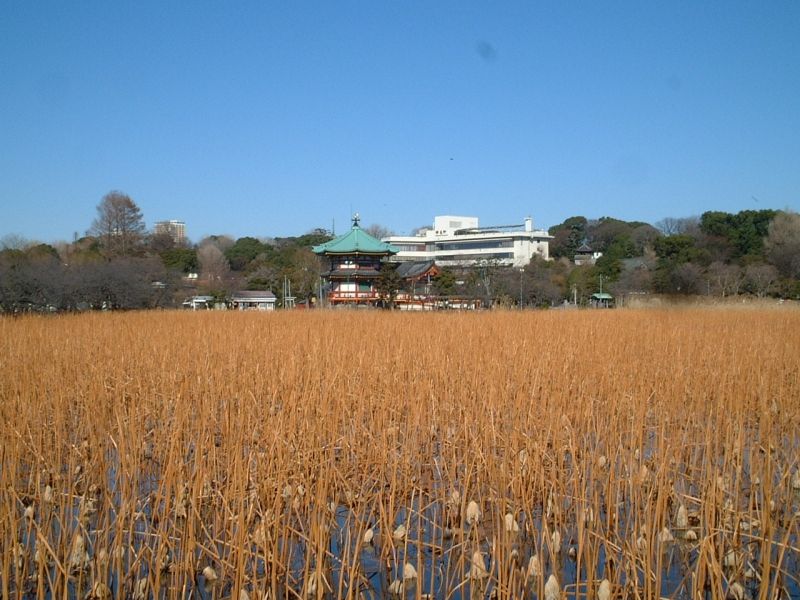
[352,212,361,227]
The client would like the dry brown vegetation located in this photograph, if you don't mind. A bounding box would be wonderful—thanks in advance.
[1,309,798,600]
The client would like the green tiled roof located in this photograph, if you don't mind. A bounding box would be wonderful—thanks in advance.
[313,219,399,255]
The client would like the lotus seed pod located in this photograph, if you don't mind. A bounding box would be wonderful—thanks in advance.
[657,527,674,544]
[88,581,112,600]
[676,505,688,529]
[392,523,406,541]
[465,500,482,525]
[202,565,218,584]
[13,543,25,570]
[388,579,404,596]
[95,548,109,572]
[685,529,698,541]
[544,574,560,600]
[469,551,488,579]
[403,562,417,580]
[597,455,607,469]
[727,581,746,600]
[69,533,89,571]
[526,554,540,580]
[551,530,561,554]
[598,579,611,600]
[504,512,519,533]
[363,527,374,545]
[133,578,148,600]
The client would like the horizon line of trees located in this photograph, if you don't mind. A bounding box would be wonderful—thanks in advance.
[2,191,799,312]
[493,210,799,306]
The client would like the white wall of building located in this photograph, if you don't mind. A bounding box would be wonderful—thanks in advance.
[384,216,552,268]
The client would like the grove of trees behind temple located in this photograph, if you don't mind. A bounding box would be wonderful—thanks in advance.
[2,191,799,311]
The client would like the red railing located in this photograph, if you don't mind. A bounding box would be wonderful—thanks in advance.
[328,291,381,302]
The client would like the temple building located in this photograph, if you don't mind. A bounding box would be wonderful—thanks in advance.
[313,215,399,307]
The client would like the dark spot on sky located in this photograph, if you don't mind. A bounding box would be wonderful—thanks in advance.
[666,74,682,91]
[475,41,497,62]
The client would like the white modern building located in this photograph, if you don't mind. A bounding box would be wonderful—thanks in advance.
[383,216,552,268]
[154,220,187,245]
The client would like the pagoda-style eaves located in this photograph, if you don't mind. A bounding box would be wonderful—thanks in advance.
[313,216,398,256]
[314,214,398,306]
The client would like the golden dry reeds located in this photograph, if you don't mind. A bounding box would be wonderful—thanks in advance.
[0,308,798,599]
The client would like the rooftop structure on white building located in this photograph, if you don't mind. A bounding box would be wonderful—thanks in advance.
[154,220,187,245]
[383,215,553,268]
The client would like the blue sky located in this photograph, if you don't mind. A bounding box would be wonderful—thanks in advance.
[2,1,799,243]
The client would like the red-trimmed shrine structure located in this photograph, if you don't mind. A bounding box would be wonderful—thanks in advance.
[313,215,399,306]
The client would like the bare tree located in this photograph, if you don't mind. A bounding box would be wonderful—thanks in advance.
[0,234,31,250]
[655,216,700,236]
[364,224,394,240]
[198,243,230,285]
[89,191,146,256]
[744,264,779,298]
[764,211,800,279]
[198,235,235,252]
[611,265,653,297]
[671,262,704,294]
[707,262,744,297]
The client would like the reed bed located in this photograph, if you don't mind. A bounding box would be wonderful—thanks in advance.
[0,309,798,600]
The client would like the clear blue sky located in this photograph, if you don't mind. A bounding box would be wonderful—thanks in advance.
[2,1,799,243]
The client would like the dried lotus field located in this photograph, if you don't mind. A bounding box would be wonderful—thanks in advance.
[1,309,799,600]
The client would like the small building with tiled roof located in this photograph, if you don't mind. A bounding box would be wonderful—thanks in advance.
[313,214,399,306]
[394,260,439,281]
[393,260,442,309]
[574,243,602,266]
[231,290,277,311]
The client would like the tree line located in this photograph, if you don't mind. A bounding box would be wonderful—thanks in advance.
[0,191,334,312]
[2,191,799,312]
[466,209,799,307]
